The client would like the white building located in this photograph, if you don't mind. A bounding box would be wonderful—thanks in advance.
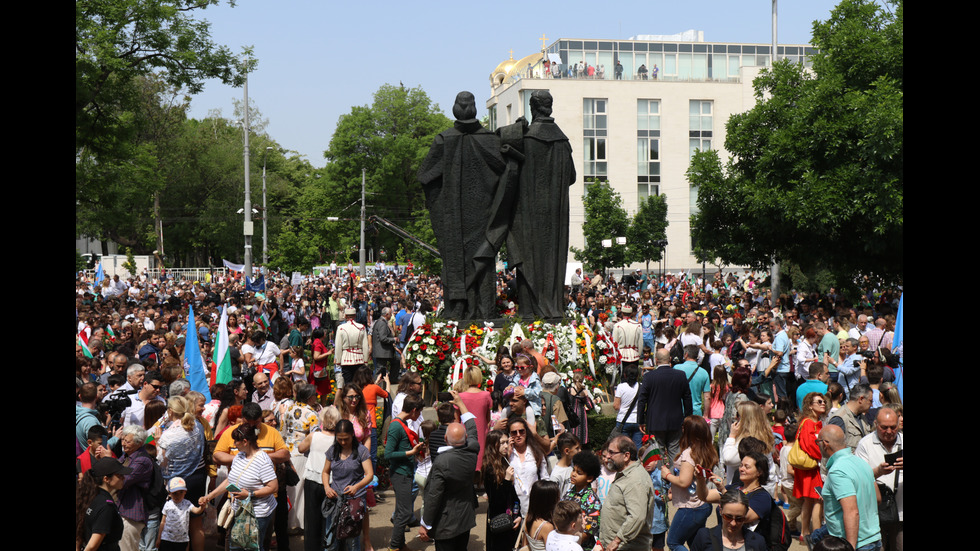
[486,35,814,272]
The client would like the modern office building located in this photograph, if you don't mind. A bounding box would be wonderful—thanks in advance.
[486,33,815,272]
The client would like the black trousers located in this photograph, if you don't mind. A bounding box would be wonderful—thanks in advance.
[435,530,470,551]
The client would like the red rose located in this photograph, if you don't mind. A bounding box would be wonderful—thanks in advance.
[437,352,445,360]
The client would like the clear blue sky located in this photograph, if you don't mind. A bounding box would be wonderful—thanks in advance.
[186,0,843,167]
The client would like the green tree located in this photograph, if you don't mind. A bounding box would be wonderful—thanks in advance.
[627,194,669,271]
[322,84,451,260]
[571,182,629,275]
[688,0,903,282]
[76,0,243,156]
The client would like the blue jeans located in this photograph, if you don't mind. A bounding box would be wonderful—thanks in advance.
[666,503,712,551]
[139,510,161,551]
[370,427,378,469]
[621,422,644,452]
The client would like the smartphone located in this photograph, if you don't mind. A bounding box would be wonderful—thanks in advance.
[226,483,242,493]
[884,449,902,466]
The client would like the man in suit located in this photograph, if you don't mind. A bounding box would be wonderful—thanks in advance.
[419,392,479,550]
[372,306,398,381]
[637,348,693,460]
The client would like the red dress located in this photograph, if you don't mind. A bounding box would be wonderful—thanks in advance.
[793,417,823,499]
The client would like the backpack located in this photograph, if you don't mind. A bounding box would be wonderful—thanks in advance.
[669,339,684,366]
[143,455,168,512]
[760,495,792,551]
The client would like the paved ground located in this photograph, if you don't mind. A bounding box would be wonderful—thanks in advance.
[210,484,808,551]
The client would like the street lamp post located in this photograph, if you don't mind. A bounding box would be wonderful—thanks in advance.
[262,146,273,266]
[242,69,253,277]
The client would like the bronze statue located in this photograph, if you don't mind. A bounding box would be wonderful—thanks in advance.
[417,92,505,319]
[496,90,575,320]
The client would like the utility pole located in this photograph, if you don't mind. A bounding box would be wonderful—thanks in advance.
[262,146,273,265]
[359,168,366,278]
[770,0,781,299]
[242,63,253,277]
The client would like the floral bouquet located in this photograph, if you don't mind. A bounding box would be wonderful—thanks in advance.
[593,329,621,375]
[403,322,457,384]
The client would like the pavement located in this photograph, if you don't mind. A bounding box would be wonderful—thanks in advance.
[208,485,811,551]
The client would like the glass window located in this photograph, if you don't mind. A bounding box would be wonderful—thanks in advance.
[665,53,676,76]
[678,53,691,79]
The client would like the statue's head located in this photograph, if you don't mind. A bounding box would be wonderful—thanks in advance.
[529,90,553,118]
[452,91,477,121]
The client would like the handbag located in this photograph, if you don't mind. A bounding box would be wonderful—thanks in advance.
[877,469,900,526]
[216,499,235,529]
[336,495,366,540]
[489,512,514,534]
[788,419,818,470]
[229,497,260,550]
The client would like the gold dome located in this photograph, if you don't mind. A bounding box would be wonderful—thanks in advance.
[490,51,545,87]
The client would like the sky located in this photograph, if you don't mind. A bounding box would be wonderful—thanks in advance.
[185,0,843,167]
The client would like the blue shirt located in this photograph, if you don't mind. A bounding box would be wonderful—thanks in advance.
[674,360,710,415]
[772,330,792,374]
[822,449,881,548]
[796,380,829,409]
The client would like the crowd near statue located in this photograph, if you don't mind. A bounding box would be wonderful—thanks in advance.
[419,90,574,321]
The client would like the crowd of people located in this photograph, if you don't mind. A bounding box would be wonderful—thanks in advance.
[76,264,902,551]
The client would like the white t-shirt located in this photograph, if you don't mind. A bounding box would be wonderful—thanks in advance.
[161,498,194,542]
[680,332,705,362]
[615,383,640,423]
[242,342,281,365]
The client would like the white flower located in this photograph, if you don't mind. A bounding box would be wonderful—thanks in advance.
[423,356,431,364]
[599,356,607,364]
[412,344,420,352]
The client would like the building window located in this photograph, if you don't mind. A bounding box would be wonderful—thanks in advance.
[488,105,497,131]
[584,98,608,181]
[637,99,661,200]
[689,100,712,158]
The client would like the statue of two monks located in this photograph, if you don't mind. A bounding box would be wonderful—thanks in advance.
[418,90,575,321]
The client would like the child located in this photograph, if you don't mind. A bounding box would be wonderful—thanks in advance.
[548,432,581,496]
[156,477,204,551]
[641,346,654,369]
[76,425,115,478]
[645,457,669,551]
[777,423,802,535]
[547,501,584,551]
[562,451,602,549]
[284,345,306,384]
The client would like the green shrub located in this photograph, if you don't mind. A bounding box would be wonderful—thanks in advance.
[586,413,619,449]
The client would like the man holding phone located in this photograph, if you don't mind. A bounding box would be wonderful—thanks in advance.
[856,409,903,550]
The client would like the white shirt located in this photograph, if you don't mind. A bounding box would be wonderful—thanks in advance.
[510,444,549,516]
[854,431,903,520]
[615,383,640,423]
[546,531,583,551]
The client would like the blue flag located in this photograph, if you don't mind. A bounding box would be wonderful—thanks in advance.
[184,305,212,402]
[246,273,266,291]
[94,262,105,287]
[892,292,903,402]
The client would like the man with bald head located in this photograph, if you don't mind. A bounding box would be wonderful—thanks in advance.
[419,392,479,550]
[811,424,882,551]
[856,409,903,550]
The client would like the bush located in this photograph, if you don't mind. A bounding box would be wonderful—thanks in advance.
[586,413,619,449]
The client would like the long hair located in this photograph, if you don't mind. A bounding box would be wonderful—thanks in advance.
[334,383,369,434]
[168,395,196,432]
[710,365,729,400]
[801,391,826,422]
[735,401,774,453]
[481,430,509,486]
[75,470,101,546]
[330,419,356,461]
[507,416,547,471]
[525,480,560,530]
[677,415,718,469]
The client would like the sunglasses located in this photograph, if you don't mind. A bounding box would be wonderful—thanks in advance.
[721,514,746,523]
[509,429,526,436]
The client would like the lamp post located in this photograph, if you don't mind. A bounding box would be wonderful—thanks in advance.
[261,146,273,266]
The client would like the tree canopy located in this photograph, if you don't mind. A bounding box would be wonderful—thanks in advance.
[689,0,903,283]
[627,194,669,270]
[571,182,630,274]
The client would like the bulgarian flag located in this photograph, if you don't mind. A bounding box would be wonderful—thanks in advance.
[212,305,233,385]
[641,444,664,467]
[185,305,212,401]
[257,310,271,333]
[105,325,117,343]
[78,330,93,358]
